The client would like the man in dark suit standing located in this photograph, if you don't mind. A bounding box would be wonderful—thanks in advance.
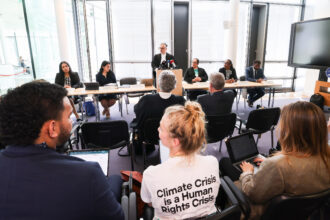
[184,58,208,100]
[151,43,176,81]
[245,60,266,107]
[0,82,124,219]
[197,72,235,115]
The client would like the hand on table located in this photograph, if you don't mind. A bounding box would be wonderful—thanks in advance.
[226,79,235,83]
[193,77,201,82]
[64,85,71,88]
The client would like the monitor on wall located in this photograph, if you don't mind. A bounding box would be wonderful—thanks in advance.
[288,17,330,70]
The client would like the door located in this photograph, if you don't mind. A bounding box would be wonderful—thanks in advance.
[174,2,189,72]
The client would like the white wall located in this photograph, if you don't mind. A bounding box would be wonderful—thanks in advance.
[298,0,330,95]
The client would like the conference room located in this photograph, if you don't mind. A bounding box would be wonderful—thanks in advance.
[0,0,329,219]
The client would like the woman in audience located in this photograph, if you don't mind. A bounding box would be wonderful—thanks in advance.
[141,101,220,219]
[220,101,330,219]
[55,61,81,120]
[219,59,237,83]
[96,60,117,119]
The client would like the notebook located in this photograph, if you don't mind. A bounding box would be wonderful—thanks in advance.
[68,149,110,176]
[225,133,265,173]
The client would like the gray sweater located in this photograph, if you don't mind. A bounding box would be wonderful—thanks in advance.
[237,154,330,220]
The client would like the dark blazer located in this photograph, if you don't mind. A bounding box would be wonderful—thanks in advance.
[133,93,185,129]
[55,72,81,88]
[245,66,266,82]
[219,67,238,81]
[96,71,117,100]
[96,71,117,86]
[0,145,124,220]
[151,53,176,70]
[184,67,208,83]
[197,90,235,116]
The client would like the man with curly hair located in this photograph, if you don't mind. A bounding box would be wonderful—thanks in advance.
[0,82,124,219]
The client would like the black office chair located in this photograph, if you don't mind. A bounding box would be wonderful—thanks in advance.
[223,176,251,220]
[120,77,145,114]
[237,107,280,148]
[80,120,134,170]
[260,188,330,220]
[143,177,242,220]
[206,113,237,152]
[141,118,161,170]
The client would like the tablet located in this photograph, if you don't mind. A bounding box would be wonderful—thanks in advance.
[68,149,110,176]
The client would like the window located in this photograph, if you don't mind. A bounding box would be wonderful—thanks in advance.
[25,0,60,82]
[111,0,152,79]
[0,0,33,94]
[264,5,300,88]
[86,1,109,81]
[153,0,172,55]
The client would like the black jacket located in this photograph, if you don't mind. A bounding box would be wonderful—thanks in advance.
[96,71,117,86]
[0,145,124,220]
[219,67,238,81]
[133,93,185,129]
[184,67,208,83]
[151,53,176,70]
[197,90,235,116]
[55,72,81,88]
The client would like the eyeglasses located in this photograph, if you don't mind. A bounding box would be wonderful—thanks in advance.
[160,47,166,49]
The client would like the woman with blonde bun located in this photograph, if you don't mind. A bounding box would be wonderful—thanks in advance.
[141,101,220,220]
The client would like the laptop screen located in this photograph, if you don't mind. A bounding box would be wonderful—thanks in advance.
[69,150,109,176]
[226,133,259,163]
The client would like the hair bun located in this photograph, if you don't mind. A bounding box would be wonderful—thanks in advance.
[184,101,205,119]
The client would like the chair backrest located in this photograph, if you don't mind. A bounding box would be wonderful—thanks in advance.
[120,77,137,85]
[261,188,330,220]
[142,118,161,145]
[206,113,237,143]
[140,78,154,86]
[223,176,251,219]
[81,120,129,149]
[246,108,280,132]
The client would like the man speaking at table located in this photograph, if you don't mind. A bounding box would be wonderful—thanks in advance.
[151,43,177,82]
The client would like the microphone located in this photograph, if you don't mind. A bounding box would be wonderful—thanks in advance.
[170,60,176,69]
[160,60,167,69]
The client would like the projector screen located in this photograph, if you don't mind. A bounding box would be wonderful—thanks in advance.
[288,17,330,69]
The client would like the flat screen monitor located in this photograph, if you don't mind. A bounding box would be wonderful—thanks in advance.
[288,17,330,69]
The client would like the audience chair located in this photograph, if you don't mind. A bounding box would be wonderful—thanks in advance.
[223,176,251,220]
[120,77,145,114]
[206,113,237,152]
[260,188,330,220]
[237,107,280,149]
[80,120,134,170]
[121,173,137,220]
[133,118,161,169]
[141,118,161,170]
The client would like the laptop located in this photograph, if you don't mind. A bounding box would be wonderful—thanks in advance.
[225,133,265,173]
[84,82,99,90]
[68,149,110,176]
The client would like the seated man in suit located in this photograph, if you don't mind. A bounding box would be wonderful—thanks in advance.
[132,70,185,154]
[0,82,124,219]
[245,60,267,107]
[184,58,208,100]
[151,43,176,83]
[197,72,235,115]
